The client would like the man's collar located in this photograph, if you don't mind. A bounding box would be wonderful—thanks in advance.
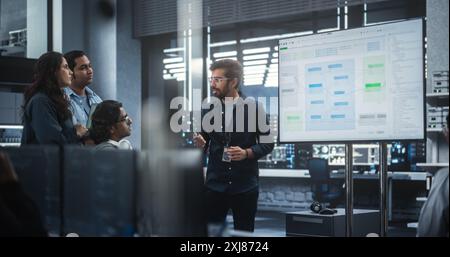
[84,87,95,96]
[105,139,120,147]
[64,86,94,97]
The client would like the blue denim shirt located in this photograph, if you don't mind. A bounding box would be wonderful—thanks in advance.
[201,96,274,195]
[64,87,102,126]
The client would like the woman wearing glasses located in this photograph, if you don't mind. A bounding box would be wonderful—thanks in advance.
[89,100,133,150]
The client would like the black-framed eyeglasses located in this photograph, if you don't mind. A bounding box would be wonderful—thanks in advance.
[209,77,231,84]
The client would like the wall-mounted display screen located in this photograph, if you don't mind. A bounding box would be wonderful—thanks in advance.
[279,19,424,143]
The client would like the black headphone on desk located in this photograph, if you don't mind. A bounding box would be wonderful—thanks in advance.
[310,201,338,215]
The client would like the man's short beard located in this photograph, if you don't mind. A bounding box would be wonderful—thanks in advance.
[218,82,233,99]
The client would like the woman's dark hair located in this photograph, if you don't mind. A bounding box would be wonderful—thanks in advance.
[23,51,71,121]
[89,100,123,144]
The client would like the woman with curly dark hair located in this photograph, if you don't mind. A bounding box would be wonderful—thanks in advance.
[89,100,133,150]
[21,51,87,145]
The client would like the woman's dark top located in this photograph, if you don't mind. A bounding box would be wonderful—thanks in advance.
[21,93,79,145]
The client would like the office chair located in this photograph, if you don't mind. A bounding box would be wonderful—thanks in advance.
[308,158,343,208]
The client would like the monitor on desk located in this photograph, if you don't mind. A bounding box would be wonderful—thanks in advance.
[0,56,36,91]
[2,146,61,236]
[137,149,207,237]
[63,146,136,237]
[312,141,426,172]
[388,141,426,172]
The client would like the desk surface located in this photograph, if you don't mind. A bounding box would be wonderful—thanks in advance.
[259,169,427,181]
[287,208,379,217]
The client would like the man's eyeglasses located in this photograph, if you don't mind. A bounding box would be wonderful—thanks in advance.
[209,77,231,84]
[118,115,132,125]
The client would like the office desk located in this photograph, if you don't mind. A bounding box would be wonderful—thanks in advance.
[286,208,380,237]
[260,169,427,221]
[259,169,427,181]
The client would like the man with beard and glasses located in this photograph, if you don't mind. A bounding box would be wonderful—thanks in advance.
[193,59,274,232]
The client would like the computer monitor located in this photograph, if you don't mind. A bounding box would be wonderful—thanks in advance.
[387,141,426,172]
[63,146,136,236]
[294,143,313,169]
[408,140,426,171]
[137,149,207,237]
[312,144,346,166]
[2,146,61,236]
[311,142,424,172]
[0,56,36,91]
[279,18,425,143]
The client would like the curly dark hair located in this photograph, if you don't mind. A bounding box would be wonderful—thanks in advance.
[89,100,123,144]
[23,51,71,122]
[210,59,243,90]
